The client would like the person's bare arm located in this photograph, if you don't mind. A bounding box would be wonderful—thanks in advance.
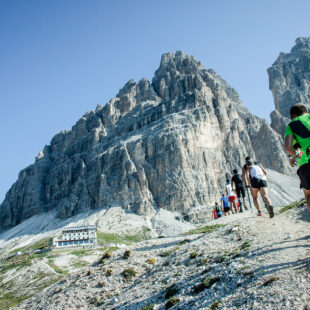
[259,164,267,175]
[245,169,251,187]
[242,167,248,186]
[284,134,298,156]
[231,178,235,191]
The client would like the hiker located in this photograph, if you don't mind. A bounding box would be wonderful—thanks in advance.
[226,180,238,213]
[221,194,231,215]
[215,202,222,218]
[212,206,218,220]
[231,168,248,211]
[284,104,310,212]
[241,155,258,186]
[245,159,274,218]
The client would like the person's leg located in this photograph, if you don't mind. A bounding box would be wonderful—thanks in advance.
[242,197,248,210]
[297,163,310,212]
[260,187,274,218]
[241,187,248,210]
[259,187,271,206]
[303,188,310,212]
[228,198,235,214]
[233,199,238,213]
[251,188,261,212]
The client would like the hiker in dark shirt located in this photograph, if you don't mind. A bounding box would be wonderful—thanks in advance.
[231,168,248,211]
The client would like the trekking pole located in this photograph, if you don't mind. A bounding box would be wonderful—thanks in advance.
[245,186,253,210]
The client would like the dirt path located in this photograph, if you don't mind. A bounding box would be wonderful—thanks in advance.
[15,204,310,310]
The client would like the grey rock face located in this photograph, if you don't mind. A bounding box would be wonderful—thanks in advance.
[268,37,310,136]
[0,51,291,231]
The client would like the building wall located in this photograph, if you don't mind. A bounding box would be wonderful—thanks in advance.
[55,227,97,247]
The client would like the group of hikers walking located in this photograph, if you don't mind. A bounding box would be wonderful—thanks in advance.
[213,104,310,220]
[213,158,274,219]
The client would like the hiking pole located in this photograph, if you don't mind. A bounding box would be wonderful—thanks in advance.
[245,186,253,210]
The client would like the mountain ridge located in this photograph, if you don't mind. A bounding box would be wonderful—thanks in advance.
[0,51,292,232]
[268,37,310,136]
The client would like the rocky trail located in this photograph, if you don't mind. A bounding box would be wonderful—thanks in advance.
[14,202,310,310]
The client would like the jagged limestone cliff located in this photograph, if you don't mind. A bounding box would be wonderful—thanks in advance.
[268,37,310,136]
[0,51,291,231]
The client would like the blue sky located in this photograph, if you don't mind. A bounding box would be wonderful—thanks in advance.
[0,0,310,203]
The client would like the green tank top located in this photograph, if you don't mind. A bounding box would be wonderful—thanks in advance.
[284,114,310,167]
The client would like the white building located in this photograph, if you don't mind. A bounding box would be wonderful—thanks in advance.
[54,225,97,247]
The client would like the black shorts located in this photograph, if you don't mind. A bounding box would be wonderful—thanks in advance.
[236,185,246,198]
[224,207,230,212]
[251,177,267,189]
[297,163,310,190]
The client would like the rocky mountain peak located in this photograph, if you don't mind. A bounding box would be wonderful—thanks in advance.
[291,37,310,53]
[157,51,204,74]
[152,51,205,100]
[0,51,292,232]
[268,37,310,136]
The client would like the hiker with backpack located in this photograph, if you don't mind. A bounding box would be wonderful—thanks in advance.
[284,104,310,212]
[231,168,248,211]
[244,159,274,218]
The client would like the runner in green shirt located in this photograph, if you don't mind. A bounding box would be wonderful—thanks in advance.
[284,104,310,212]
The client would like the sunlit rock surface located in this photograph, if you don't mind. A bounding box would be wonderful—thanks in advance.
[268,37,310,136]
[0,51,292,231]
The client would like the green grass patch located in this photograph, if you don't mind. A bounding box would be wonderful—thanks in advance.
[186,224,225,235]
[210,300,222,310]
[279,198,306,213]
[193,276,221,294]
[0,290,30,310]
[165,284,179,299]
[140,304,154,310]
[11,237,51,254]
[165,297,180,309]
[229,248,240,258]
[72,261,89,268]
[240,240,251,251]
[0,272,61,310]
[0,253,32,274]
[97,229,149,246]
[48,259,68,274]
[108,246,120,251]
[122,268,136,280]
[71,249,90,257]
[159,246,179,257]
[190,251,198,259]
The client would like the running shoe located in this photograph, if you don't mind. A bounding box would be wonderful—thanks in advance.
[266,205,274,218]
[257,211,262,216]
